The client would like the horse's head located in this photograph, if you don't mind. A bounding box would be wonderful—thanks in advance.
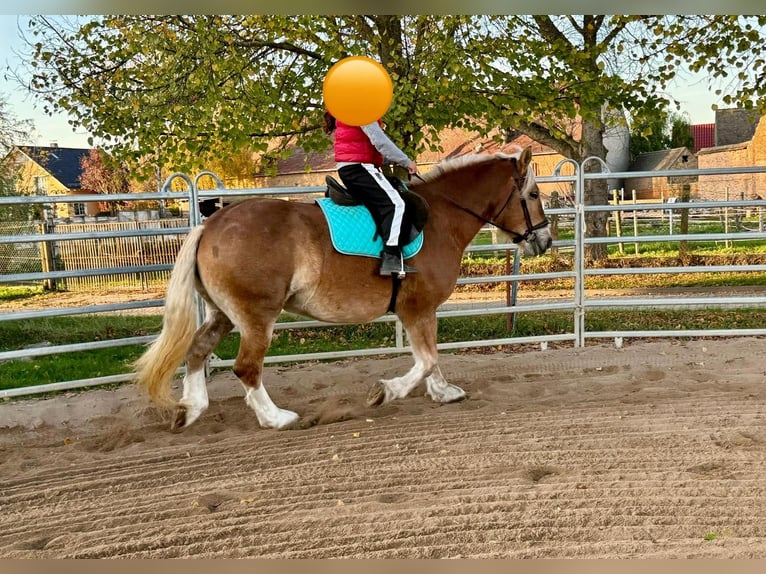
[492,147,552,257]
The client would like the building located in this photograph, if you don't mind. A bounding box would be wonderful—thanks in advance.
[3,145,100,218]
[623,147,698,200]
[697,112,765,200]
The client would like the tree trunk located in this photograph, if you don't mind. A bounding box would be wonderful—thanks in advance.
[580,117,609,262]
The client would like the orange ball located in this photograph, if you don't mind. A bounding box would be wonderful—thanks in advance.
[323,56,393,126]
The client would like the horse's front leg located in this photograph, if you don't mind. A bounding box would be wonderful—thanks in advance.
[424,364,466,403]
[367,354,433,406]
[367,313,466,406]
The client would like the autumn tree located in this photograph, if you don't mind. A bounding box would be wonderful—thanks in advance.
[17,15,478,177]
[79,149,131,193]
[0,94,35,221]
[15,15,766,259]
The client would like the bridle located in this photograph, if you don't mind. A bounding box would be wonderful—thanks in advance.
[414,168,549,244]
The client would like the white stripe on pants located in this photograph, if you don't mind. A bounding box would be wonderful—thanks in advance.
[360,163,406,247]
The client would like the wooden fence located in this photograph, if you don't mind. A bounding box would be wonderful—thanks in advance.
[49,219,188,291]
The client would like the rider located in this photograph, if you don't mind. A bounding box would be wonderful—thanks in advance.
[324,111,419,277]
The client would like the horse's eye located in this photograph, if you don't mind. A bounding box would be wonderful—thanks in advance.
[529,191,540,200]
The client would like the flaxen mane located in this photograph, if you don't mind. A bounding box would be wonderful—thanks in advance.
[416,149,527,185]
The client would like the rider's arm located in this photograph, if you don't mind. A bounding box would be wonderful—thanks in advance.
[361,122,412,168]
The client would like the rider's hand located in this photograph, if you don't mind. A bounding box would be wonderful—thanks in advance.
[407,161,418,176]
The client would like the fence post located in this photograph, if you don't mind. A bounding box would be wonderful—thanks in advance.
[38,221,57,291]
[736,192,744,231]
[574,162,585,348]
[612,189,623,254]
[632,189,639,255]
[549,191,559,258]
[679,184,690,258]
[724,187,731,249]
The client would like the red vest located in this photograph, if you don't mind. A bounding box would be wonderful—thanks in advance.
[334,120,384,166]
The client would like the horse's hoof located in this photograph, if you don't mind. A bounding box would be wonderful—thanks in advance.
[366,382,386,407]
[428,383,467,404]
[171,405,188,432]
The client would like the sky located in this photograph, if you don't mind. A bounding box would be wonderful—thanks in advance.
[0,14,726,151]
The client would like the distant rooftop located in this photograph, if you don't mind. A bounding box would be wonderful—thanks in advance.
[17,145,90,190]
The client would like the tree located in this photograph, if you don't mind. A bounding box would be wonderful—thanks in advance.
[16,15,478,178]
[15,15,766,260]
[78,149,132,215]
[0,94,35,222]
[461,15,764,259]
[629,107,695,158]
[661,16,766,115]
[79,149,131,193]
[669,114,695,150]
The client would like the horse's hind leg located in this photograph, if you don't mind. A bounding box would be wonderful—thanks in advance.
[173,305,233,430]
[235,319,299,429]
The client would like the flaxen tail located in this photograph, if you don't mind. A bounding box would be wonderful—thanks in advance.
[133,225,205,406]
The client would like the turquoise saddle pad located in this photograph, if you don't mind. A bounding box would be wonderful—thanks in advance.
[316,197,423,259]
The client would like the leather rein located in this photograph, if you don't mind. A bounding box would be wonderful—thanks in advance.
[413,169,549,244]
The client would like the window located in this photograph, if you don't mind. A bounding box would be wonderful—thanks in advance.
[73,203,86,216]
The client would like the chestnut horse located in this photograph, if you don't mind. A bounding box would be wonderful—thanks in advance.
[134,146,551,430]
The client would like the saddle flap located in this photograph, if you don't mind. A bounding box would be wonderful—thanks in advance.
[325,176,361,206]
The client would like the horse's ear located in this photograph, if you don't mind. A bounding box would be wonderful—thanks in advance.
[518,146,533,173]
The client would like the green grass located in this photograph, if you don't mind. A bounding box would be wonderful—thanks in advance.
[0,285,44,301]
[2,308,765,391]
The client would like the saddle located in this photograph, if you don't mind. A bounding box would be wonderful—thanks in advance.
[325,175,429,244]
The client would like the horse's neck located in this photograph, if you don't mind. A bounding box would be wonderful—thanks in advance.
[420,184,490,250]
[419,168,500,250]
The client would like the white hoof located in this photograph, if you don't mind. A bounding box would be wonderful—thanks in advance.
[426,382,466,403]
[262,408,300,429]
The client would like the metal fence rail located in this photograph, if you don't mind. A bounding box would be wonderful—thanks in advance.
[1,160,766,398]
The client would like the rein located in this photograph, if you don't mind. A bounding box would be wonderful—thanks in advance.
[430,170,549,244]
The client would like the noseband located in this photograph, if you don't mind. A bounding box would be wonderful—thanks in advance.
[434,169,549,244]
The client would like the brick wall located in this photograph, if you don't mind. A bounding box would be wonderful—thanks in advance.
[698,115,766,200]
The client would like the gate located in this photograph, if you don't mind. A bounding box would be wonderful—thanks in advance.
[1,161,766,398]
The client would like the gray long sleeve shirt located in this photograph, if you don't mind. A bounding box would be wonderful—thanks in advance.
[359,121,412,168]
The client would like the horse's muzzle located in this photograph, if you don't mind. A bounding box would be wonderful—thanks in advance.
[522,229,553,257]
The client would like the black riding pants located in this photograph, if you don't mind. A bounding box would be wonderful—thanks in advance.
[338,163,407,250]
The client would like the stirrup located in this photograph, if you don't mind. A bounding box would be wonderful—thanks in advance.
[380,251,417,279]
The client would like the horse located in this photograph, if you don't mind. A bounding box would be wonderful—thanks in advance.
[134,146,552,430]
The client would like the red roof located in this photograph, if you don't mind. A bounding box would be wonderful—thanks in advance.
[691,123,715,153]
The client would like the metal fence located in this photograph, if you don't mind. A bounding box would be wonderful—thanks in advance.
[1,161,766,398]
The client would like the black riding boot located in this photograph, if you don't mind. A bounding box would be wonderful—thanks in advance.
[380,246,417,278]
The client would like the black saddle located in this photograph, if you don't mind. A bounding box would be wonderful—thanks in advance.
[324,175,429,244]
